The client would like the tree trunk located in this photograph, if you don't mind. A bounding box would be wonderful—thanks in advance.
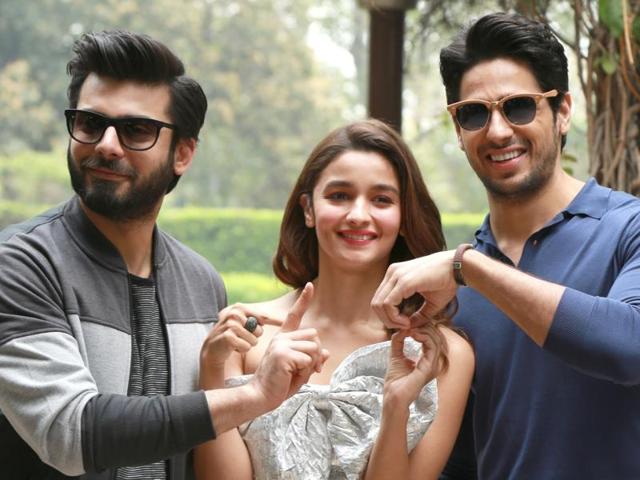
[578,0,640,194]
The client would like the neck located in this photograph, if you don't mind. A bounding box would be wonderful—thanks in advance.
[81,201,160,277]
[308,262,387,328]
[487,169,584,263]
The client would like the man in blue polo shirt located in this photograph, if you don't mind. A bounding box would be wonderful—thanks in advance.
[372,12,640,480]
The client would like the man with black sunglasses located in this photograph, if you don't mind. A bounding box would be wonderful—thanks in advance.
[372,12,640,480]
[0,31,325,479]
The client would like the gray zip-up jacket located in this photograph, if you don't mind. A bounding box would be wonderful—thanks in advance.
[0,197,226,479]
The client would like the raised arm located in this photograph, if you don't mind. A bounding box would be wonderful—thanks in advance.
[372,241,640,385]
[195,283,328,480]
[365,329,474,480]
[193,302,268,480]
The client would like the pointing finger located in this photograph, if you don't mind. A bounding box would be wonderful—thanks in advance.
[282,282,314,332]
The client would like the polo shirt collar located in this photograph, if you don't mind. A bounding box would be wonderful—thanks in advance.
[563,177,609,220]
[475,177,609,246]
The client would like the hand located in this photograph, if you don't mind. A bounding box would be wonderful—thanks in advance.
[250,283,329,410]
[383,329,439,411]
[372,251,458,329]
[199,303,282,385]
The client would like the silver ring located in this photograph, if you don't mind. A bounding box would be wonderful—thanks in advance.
[244,316,258,333]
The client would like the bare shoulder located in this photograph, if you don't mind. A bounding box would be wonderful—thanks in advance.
[243,289,298,315]
[440,327,475,370]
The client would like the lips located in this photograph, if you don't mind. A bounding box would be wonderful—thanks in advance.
[338,230,378,243]
[87,167,131,181]
[490,150,522,162]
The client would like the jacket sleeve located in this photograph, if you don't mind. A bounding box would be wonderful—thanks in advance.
[544,219,640,386]
[0,333,99,476]
[0,241,215,475]
[0,235,94,476]
[81,391,213,472]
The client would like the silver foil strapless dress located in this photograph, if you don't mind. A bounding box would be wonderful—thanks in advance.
[225,339,438,479]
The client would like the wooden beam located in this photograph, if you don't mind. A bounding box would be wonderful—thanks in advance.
[368,8,405,132]
[358,0,416,133]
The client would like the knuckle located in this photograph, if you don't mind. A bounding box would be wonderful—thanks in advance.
[222,330,237,342]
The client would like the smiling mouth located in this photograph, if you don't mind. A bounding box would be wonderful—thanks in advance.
[490,150,522,162]
[339,232,377,241]
[88,167,129,179]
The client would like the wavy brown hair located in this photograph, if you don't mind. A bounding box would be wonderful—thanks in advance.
[273,119,454,369]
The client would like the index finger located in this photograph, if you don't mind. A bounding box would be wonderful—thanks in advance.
[256,315,283,327]
[390,330,410,358]
[281,282,314,332]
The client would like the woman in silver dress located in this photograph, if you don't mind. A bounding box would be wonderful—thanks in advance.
[195,119,475,480]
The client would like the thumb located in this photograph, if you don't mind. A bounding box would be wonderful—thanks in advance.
[412,354,436,386]
[390,330,409,359]
[410,298,447,327]
[281,282,314,332]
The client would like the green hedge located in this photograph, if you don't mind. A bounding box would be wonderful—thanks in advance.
[222,271,290,304]
[159,208,485,274]
[159,207,283,275]
[0,201,52,228]
[0,202,485,275]
[441,212,485,247]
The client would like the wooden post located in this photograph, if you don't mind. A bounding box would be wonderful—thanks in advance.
[358,0,417,133]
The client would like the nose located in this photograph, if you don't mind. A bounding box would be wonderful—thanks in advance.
[94,126,125,159]
[485,107,515,144]
[346,197,370,225]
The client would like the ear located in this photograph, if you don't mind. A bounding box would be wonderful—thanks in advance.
[556,92,572,136]
[173,138,197,176]
[299,193,315,228]
[450,113,465,151]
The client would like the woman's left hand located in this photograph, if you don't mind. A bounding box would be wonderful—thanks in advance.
[383,329,439,410]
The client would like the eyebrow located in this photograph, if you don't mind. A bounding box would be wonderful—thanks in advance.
[77,108,159,121]
[323,180,400,195]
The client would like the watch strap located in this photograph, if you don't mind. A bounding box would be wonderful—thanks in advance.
[453,243,474,286]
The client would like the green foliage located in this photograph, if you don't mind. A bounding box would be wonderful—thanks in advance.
[1,202,484,269]
[0,201,51,228]
[158,207,283,275]
[598,0,624,38]
[441,212,485,247]
[0,60,58,153]
[0,0,361,209]
[561,152,578,176]
[222,271,291,304]
[595,51,619,75]
[158,207,483,274]
[0,148,70,203]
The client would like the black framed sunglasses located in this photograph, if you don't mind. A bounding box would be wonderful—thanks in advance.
[64,109,177,151]
[447,90,559,131]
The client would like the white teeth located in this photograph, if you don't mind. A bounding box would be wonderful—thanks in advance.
[342,233,374,240]
[491,151,520,162]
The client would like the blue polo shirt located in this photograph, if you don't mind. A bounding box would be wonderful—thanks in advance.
[452,178,640,480]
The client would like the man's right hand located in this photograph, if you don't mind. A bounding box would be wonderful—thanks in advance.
[249,282,329,410]
[205,282,329,435]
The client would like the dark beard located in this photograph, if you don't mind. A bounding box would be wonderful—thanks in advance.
[480,134,559,203]
[67,147,176,222]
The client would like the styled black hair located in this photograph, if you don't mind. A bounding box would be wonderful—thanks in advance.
[66,30,208,191]
[440,12,569,147]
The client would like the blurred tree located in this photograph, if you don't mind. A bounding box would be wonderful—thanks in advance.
[571,0,640,194]
[0,61,57,153]
[0,0,363,208]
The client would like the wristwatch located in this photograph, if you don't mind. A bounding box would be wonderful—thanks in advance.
[453,243,474,286]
